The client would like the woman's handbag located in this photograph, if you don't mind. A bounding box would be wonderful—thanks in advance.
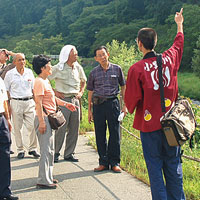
[43,106,66,130]
[157,54,196,147]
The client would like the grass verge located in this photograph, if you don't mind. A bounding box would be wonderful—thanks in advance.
[178,72,200,100]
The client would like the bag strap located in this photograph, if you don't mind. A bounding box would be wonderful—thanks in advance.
[43,101,58,115]
[157,54,166,113]
[43,106,48,115]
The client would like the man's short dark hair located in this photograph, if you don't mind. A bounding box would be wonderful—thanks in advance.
[137,28,157,50]
[94,46,108,57]
[32,54,51,75]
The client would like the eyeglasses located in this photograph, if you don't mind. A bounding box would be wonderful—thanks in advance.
[96,53,107,58]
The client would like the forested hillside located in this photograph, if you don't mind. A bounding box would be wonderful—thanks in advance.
[0,0,199,70]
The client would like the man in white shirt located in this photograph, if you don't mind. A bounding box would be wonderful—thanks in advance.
[0,77,19,200]
[4,53,40,159]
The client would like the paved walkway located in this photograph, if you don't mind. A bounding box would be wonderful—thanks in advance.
[10,132,151,200]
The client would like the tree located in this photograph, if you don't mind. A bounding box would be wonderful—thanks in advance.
[55,0,63,34]
[192,35,200,77]
[13,33,64,61]
[13,40,33,61]
[0,0,200,69]
[90,18,154,57]
[106,40,142,77]
[156,4,200,71]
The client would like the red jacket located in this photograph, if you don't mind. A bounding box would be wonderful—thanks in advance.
[125,32,184,132]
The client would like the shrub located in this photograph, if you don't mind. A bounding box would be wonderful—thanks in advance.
[106,40,142,77]
[192,35,200,77]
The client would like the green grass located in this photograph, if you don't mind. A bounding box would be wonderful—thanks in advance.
[178,72,200,100]
[80,106,94,134]
[120,130,149,184]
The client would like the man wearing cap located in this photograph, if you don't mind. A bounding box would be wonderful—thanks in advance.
[0,77,19,200]
[4,53,40,159]
[48,45,87,163]
[0,49,16,80]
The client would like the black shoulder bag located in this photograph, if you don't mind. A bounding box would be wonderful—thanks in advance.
[43,106,66,130]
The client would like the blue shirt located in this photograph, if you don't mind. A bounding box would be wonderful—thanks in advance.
[87,62,125,97]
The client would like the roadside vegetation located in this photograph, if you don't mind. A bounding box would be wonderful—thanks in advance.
[81,95,200,200]
[178,72,200,101]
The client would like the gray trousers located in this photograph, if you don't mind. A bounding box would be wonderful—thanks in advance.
[55,97,80,158]
[35,116,54,185]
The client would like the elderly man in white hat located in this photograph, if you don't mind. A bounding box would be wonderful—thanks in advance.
[48,45,87,162]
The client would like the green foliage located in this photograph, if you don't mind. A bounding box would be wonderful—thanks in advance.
[13,33,64,62]
[159,4,200,71]
[178,72,200,100]
[190,104,200,148]
[13,40,34,61]
[0,1,200,72]
[106,40,142,77]
[90,18,154,56]
[80,106,94,134]
[180,4,200,70]
[192,35,200,77]
[120,130,149,184]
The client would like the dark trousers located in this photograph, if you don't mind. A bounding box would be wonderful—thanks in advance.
[93,98,120,167]
[140,130,185,200]
[0,116,11,198]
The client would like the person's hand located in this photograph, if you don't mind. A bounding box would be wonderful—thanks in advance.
[76,91,83,99]
[121,105,128,117]
[88,110,93,124]
[7,50,15,57]
[175,8,183,24]
[65,102,78,112]
[54,90,65,99]
[39,121,46,134]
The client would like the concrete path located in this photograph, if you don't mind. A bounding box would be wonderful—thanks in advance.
[10,132,151,200]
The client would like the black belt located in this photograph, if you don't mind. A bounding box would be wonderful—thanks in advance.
[95,96,117,101]
[65,95,77,98]
[12,97,33,101]
[104,97,117,101]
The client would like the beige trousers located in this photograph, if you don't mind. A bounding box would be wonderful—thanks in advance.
[10,99,37,153]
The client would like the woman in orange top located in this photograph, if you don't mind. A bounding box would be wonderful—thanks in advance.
[32,55,77,189]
